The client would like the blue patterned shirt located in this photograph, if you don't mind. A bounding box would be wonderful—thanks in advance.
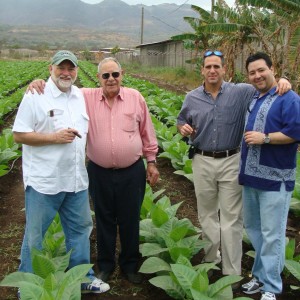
[239,87,300,191]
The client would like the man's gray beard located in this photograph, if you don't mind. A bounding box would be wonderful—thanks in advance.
[57,77,75,90]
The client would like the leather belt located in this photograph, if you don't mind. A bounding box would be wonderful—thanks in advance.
[195,147,240,159]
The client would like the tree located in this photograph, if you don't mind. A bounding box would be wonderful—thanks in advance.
[172,0,300,90]
[238,0,300,90]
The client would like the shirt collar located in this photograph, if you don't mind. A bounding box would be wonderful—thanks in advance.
[254,86,277,100]
[100,86,124,101]
[202,81,225,95]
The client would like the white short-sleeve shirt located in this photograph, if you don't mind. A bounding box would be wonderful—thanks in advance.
[13,78,89,194]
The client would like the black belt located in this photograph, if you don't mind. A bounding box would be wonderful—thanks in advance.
[195,147,240,159]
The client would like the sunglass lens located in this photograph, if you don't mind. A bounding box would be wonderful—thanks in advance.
[204,50,213,57]
[101,72,120,79]
[112,72,120,78]
[204,50,223,57]
[214,51,223,56]
[102,73,110,79]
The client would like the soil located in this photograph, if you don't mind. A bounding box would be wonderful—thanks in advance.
[1,78,300,300]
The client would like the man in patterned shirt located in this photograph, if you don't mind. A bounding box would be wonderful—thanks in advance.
[239,52,300,300]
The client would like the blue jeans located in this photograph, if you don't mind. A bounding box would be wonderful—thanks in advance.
[19,186,95,278]
[243,183,291,294]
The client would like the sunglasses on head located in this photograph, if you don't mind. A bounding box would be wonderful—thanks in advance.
[101,72,120,80]
[204,50,223,58]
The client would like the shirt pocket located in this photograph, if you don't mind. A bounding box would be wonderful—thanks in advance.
[221,106,239,125]
[122,113,137,132]
[48,109,65,132]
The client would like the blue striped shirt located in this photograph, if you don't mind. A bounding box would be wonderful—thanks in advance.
[177,81,255,151]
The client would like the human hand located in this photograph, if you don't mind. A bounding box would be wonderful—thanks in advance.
[146,164,159,186]
[26,79,46,95]
[244,131,264,145]
[54,128,77,144]
[179,124,194,137]
[276,78,291,96]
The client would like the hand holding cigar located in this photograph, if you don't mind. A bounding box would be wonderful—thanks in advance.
[68,127,82,138]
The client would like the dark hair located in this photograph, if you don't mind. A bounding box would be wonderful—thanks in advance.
[203,55,225,66]
[246,52,272,71]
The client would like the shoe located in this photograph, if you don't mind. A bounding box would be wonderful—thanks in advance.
[123,272,143,284]
[260,292,276,300]
[81,277,110,294]
[241,277,263,294]
[98,271,113,282]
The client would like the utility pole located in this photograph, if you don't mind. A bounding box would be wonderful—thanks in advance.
[211,0,215,17]
[141,6,144,44]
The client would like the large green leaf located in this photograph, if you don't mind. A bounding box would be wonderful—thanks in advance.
[285,260,300,281]
[151,205,169,227]
[208,275,243,297]
[139,242,168,257]
[32,254,56,279]
[190,288,212,300]
[171,263,197,291]
[43,273,57,292]
[55,264,93,299]
[191,270,209,293]
[169,246,192,262]
[139,257,171,274]
[0,272,44,287]
[20,283,50,300]
[149,275,186,300]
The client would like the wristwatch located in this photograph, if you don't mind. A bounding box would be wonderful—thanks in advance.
[263,134,271,144]
[147,160,157,165]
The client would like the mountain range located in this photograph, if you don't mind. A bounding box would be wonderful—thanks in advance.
[0,0,197,49]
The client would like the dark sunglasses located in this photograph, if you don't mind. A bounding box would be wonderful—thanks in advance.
[101,72,120,80]
[204,50,223,58]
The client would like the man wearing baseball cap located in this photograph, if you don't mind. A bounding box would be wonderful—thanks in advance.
[51,50,78,67]
[13,50,110,299]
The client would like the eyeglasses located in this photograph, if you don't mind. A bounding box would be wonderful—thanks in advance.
[101,72,120,80]
[204,50,223,58]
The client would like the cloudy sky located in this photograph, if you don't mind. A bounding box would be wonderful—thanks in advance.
[81,0,235,10]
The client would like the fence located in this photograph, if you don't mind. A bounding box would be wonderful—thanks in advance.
[114,50,248,75]
[115,50,197,71]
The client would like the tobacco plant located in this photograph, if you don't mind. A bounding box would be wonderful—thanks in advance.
[0,249,92,300]
[140,255,251,300]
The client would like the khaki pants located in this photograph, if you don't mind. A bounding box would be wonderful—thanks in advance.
[192,153,243,275]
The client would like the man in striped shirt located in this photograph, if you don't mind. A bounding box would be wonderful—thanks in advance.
[82,57,159,284]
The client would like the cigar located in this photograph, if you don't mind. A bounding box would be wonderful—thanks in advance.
[73,132,82,139]
[68,128,82,138]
